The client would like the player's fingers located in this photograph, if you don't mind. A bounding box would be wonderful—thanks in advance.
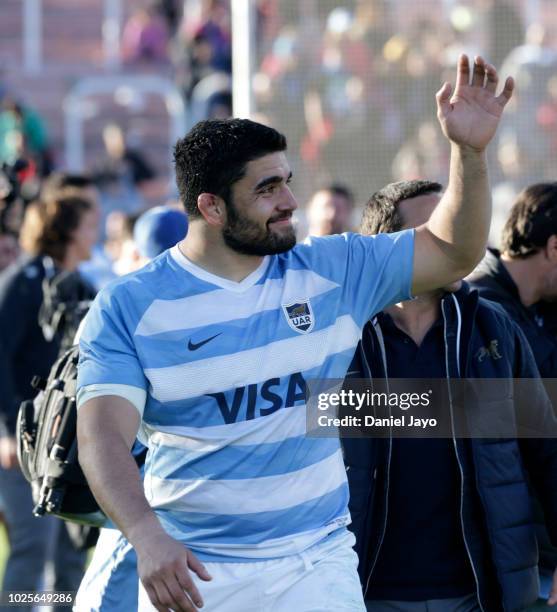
[165,575,199,612]
[176,565,205,609]
[144,582,169,612]
[495,76,515,107]
[187,551,212,582]
[435,82,452,118]
[484,63,498,94]
[471,56,486,87]
[455,53,470,90]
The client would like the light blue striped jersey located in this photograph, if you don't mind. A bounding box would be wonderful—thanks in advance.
[77,231,414,561]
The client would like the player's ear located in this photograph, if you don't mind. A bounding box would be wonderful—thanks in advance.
[546,234,557,263]
[197,193,225,227]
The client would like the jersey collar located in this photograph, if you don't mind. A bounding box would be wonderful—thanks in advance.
[170,245,271,293]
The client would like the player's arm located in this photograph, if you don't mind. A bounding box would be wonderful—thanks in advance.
[77,395,211,612]
[411,54,514,296]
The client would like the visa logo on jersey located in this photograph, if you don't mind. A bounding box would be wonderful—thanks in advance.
[207,373,308,424]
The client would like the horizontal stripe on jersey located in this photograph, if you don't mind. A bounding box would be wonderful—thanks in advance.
[78,231,414,560]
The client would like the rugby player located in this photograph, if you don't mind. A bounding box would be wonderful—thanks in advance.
[76,55,513,611]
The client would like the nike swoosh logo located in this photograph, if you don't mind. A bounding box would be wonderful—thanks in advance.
[188,333,222,351]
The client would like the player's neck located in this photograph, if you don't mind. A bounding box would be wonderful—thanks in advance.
[178,233,265,283]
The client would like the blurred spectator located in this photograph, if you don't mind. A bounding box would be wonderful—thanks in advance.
[495,22,557,190]
[133,205,188,260]
[77,210,137,289]
[92,123,157,240]
[103,211,137,264]
[206,89,232,119]
[41,172,99,212]
[110,211,144,276]
[182,0,231,70]
[174,0,232,101]
[121,5,170,64]
[0,194,99,610]
[0,229,18,273]
[0,162,26,238]
[306,183,355,236]
[36,172,116,291]
[187,73,231,127]
[189,31,225,88]
[0,98,51,177]
[0,170,20,271]
[95,124,156,190]
[154,0,182,34]
[102,205,188,277]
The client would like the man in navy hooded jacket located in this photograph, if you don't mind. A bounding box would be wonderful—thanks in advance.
[342,180,557,612]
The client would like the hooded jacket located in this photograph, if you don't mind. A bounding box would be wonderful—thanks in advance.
[468,249,557,379]
[469,249,557,576]
[342,284,557,612]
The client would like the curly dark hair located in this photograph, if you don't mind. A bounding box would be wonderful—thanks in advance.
[501,183,557,259]
[360,180,443,235]
[173,119,287,219]
[20,195,94,262]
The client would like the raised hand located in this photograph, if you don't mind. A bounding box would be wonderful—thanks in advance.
[436,54,514,152]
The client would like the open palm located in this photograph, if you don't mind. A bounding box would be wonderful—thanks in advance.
[437,55,514,152]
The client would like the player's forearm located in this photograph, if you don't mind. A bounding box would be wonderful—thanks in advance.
[428,143,490,274]
[78,430,166,547]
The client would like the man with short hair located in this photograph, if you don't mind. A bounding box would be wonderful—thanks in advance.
[344,179,557,612]
[306,183,355,236]
[468,182,557,607]
[468,182,557,378]
[76,56,514,611]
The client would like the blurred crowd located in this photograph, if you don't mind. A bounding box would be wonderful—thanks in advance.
[3,0,557,244]
[251,0,557,242]
[120,0,233,122]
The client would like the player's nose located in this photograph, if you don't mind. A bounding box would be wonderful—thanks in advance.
[279,186,298,212]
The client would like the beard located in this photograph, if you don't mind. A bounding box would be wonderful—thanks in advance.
[222,199,297,256]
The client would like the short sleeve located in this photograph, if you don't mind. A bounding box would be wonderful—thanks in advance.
[77,286,148,396]
[300,230,414,326]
